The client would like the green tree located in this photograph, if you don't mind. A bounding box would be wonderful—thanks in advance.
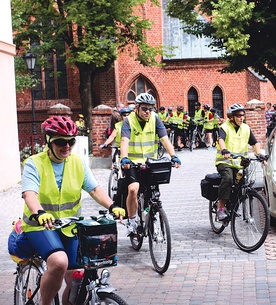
[166,0,276,89]
[12,0,166,130]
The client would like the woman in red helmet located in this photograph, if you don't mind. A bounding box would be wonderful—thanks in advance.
[20,116,125,305]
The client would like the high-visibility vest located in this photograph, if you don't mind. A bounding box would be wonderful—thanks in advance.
[158,112,167,121]
[115,121,123,147]
[127,112,158,163]
[194,109,204,125]
[215,120,250,169]
[203,111,214,130]
[21,151,84,233]
[171,111,184,129]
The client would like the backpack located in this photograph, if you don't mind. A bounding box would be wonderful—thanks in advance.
[8,218,35,264]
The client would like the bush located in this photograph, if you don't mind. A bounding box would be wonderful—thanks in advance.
[20,143,45,162]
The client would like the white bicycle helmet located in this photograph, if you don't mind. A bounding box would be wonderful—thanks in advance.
[227,104,245,116]
[135,93,156,105]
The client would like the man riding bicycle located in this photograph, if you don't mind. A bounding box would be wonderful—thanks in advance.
[120,93,181,236]
[215,103,265,221]
[21,116,125,305]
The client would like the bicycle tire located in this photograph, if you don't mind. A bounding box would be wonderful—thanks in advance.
[97,292,129,305]
[108,169,119,200]
[231,189,270,252]
[157,142,165,158]
[148,205,171,274]
[14,261,59,305]
[209,199,226,234]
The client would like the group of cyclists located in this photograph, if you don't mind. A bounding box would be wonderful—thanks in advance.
[8,91,269,304]
[157,102,224,150]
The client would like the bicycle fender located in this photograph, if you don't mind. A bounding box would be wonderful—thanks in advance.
[97,286,117,294]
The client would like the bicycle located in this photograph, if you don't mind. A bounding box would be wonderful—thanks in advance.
[14,212,129,305]
[201,154,270,252]
[157,140,165,158]
[168,122,178,147]
[188,120,206,151]
[107,146,123,200]
[113,157,172,274]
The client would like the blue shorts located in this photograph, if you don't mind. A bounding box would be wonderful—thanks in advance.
[25,229,79,269]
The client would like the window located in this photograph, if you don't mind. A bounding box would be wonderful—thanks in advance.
[33,48,68,100]
[188,87,198,118]
[127,77,156,104]
[212,86,223,118]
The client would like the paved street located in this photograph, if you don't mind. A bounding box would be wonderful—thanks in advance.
[1,148,276,304]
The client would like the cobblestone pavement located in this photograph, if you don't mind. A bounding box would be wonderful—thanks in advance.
[1,148,276,305]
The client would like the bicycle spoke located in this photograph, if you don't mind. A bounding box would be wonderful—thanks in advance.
[148,206,171,274]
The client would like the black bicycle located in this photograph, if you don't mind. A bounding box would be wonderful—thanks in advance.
[202,154,270,252]
[112,157,172,274]
[188,120,206,151]
[13,213,128,305]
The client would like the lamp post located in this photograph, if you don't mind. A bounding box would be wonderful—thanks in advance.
[23,50,37,145]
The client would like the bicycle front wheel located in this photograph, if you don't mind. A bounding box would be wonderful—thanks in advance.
[97,292,129,305]
[231,189,270,252]
[108,169,119,200]
[209,199,226,234]
[157,142,165,158]
[14,261,59,305]
[148,205,171,274]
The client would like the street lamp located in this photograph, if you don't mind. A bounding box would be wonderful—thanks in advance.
[23,50,37,145]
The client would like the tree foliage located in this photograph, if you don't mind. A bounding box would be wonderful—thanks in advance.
[12,0,166,129]
[166,0,276,89]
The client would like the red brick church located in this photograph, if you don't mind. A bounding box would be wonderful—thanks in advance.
[16,0,276,155]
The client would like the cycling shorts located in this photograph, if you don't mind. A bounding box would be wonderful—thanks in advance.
[25,229,79,269]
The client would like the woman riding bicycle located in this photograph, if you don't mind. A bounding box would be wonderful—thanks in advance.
[20,115,125,305]
[215,103,266,221]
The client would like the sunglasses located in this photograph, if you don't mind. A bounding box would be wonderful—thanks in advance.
[140,106,153,112]
[234,114,245,118]
[122,114,129,117]
[52,138,76,147]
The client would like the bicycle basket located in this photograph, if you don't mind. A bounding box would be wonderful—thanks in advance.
[200,173,221,201]
[76,217,117,269]
[146,157,172,184]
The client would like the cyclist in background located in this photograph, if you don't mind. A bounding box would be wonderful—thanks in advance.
[21,116,125,305]
[215,104,265,221]
[203,104,214,149]
[120,93,181,235]
[193,102,204,133]
[171,105,185,150]
[157,106,168,123]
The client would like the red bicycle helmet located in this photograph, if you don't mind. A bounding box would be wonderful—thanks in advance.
[42,116,78,136]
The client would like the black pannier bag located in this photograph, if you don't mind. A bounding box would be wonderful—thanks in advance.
[146,157,172,185]
[200,173,221,201]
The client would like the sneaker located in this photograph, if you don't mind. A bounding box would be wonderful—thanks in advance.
[217,208,228,221]
[126,222,137,236]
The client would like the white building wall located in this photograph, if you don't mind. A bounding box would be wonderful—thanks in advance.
[0,0,21,190]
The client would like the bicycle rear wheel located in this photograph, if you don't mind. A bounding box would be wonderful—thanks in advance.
[148,205,171,274]
[108,169,119,200]
[14,261,59,305]
[231,189,270,252]
[97,292,129,305]
[209,199,226,234]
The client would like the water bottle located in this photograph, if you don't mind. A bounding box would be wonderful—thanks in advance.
[143,207,149,220]
[235,169,243,185]
[68,270,84,304]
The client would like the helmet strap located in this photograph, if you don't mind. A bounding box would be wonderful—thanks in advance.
[46,136,64,161]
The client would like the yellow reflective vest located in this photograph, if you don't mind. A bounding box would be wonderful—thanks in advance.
[127,112,158,163]
[115,121,123,147]
[171,111,184,129]
[194,109,204,125]
[21,151,84,233]
[203,111,213,130]
[215,120,250,169]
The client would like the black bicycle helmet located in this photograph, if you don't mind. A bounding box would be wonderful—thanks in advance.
[203,104,210,110]
[135,93,156,105]
[194,102,201,106]
[159,106,165,111]
[177,106,184,111]
[227,104,245,116]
